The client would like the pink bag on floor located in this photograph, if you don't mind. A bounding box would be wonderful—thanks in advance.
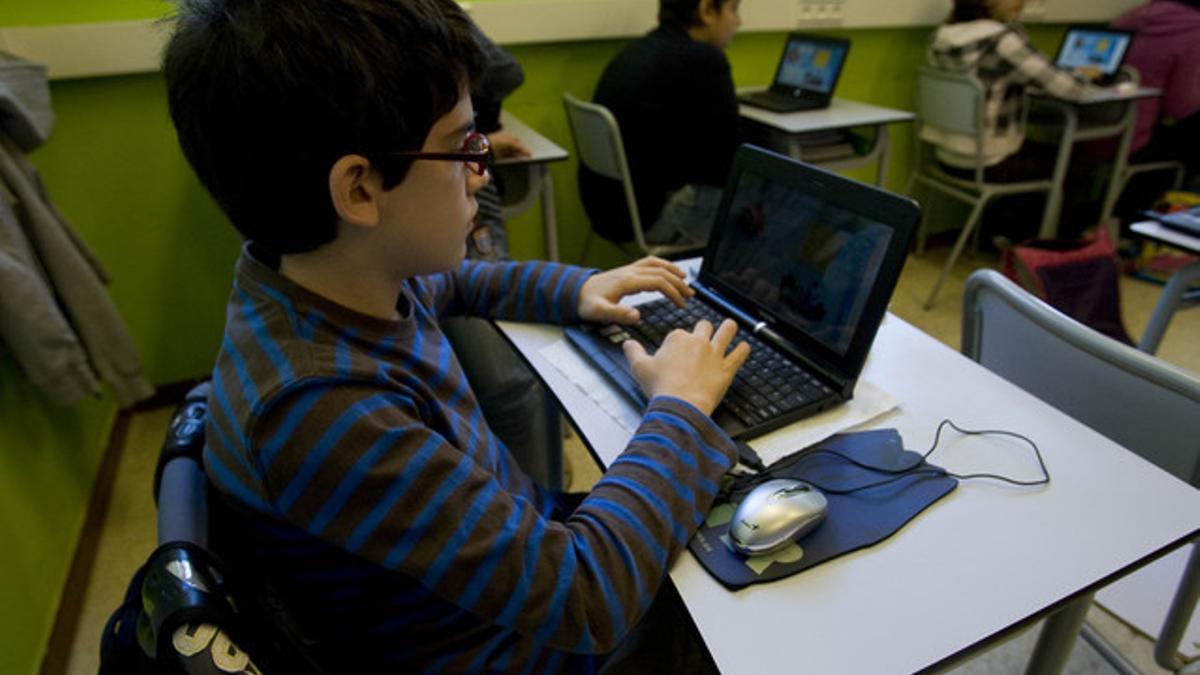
[1001,228,1134,345]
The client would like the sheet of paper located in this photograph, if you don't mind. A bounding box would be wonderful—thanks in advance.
[540,338,898,466]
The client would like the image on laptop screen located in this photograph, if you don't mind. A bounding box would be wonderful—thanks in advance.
[707,171,892,356]
[776,39,847,93]
[1056,28,1131,76]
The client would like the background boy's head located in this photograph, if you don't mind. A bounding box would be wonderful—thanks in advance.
[949,0,1025,22]
[659,0,742,49]
[163,0,485,255]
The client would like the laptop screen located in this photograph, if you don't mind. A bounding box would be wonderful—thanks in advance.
[706,169,893,357]
[775,38,848,93]
[1055,28,1131,77]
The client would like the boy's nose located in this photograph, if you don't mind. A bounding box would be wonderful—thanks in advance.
[467,169,490,195]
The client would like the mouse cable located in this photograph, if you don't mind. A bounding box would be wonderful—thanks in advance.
[729,419,1050,497]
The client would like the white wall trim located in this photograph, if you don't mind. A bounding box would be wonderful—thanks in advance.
[0,0,1139,81]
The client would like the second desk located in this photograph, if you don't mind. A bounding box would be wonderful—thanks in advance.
[738,94,915,187]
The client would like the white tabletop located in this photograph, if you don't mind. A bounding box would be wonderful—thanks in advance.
[1132,220,1200,255]
[737,94,915,134]
[497,306,1200,673]
[1032,85,1162,106]
[495,110,569,165]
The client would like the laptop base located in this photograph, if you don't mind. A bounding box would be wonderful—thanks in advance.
[739,90,828,113]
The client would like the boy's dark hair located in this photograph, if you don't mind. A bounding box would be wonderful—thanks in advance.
[659,0,731,30]
[948,0,995,22]
[163,0,485,254]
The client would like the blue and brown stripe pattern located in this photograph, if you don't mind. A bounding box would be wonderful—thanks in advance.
[203,245,738,672]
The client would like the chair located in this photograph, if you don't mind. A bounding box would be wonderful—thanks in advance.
[906,66,1065,310]
[962,269,1200,673]
[99,382,326,674]
[562,93,704,259]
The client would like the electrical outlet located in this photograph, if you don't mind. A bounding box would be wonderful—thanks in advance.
[1021,0,1047,20]
[795,0,844,27]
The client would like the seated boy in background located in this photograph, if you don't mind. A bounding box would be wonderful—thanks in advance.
[583,0,743,247]
[163,0,749,671]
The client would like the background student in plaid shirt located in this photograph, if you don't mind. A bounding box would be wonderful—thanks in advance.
[922,0,1119,182]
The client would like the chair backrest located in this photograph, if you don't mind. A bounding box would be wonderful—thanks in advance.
[562,93,651,253]
[962,269,1200,486]
[915,65,985,137]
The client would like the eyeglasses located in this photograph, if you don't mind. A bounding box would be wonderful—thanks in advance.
[386,131,490,176]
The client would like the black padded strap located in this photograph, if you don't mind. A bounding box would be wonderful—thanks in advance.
[154,382,211,502]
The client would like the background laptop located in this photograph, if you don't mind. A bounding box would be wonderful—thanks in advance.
[739,33,851,113]
[565,144,919,440]
[1054,26,1133,86]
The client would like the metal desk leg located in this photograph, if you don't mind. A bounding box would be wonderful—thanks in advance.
[875,125,890,187]
[1040,105,1078,240]
[1098,102,1137,239]
[1156,543,1200,671]
[537,166,559,262]
[1025,594,1093,675]
[1138,259,1200,354]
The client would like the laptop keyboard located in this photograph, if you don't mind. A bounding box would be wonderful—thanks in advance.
[599,299,834,427]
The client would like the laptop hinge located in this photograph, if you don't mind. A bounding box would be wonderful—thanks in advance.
[694,284,853,397]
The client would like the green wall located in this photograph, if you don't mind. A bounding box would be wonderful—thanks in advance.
[0,5,1070,672]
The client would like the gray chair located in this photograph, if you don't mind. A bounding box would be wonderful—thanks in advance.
[906,66,1065,310]
[962,269,1200,673]
[562,93,704,259]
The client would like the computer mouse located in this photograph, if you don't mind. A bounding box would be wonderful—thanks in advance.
[728,478,828,557]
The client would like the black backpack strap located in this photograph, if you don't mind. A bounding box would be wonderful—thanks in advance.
[99,558,157,675]
[154,382,210,503]
[137,541,238,662]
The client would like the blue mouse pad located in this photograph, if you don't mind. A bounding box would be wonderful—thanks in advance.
[688,429,958,589]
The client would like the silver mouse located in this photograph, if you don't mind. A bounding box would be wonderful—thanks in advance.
[729,478,828,557]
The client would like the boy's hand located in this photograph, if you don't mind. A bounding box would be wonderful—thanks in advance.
[577,257,695,325]
[487,131,531,159]
[623,319,750,416]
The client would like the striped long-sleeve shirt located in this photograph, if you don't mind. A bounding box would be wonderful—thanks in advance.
[923,20,1095,168]
[203,244,738,672]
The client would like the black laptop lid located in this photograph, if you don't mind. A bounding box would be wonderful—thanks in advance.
[771,33,851,96]
[698,145,919,384]
[1054,26,1133,80]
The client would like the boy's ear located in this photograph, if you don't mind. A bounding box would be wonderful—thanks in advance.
[696,0,718,25]
[328,155,382,229]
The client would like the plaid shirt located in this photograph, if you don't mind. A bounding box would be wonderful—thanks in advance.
[922,20,1093,168]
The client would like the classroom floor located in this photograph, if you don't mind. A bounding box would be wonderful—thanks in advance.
[51,246,1198,675]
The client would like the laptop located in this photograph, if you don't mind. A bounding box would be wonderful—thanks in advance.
[1054,26,1133,86]
[565,144,919,440]
[1142,207,1200,238]
[739,33,850,113]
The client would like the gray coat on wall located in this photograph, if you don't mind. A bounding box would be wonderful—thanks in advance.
[0,52,152,407]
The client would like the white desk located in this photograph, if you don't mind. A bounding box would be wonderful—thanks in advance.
[737,94,915,187]
[1130,220,1200,354]
[1028,86,1162,240]
[493,110,569,261]
[497,295,1200,673]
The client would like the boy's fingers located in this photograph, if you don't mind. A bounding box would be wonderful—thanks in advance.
[726,340,752,368]
[637,256,688,279]
[691,320,714,339]
[622,338,648,367]
[712,318,739,350]
[639,272,688,307]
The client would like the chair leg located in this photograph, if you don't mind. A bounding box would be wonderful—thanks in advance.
[905,174,930,256]
[579,228,596,266]
[924,198,986,310]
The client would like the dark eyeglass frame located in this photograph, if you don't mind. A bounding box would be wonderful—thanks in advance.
[386,130,490,176]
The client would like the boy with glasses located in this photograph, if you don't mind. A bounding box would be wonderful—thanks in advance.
[163,0,748,671]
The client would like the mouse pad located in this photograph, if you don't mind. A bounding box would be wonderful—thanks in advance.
[688,429,957,590]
